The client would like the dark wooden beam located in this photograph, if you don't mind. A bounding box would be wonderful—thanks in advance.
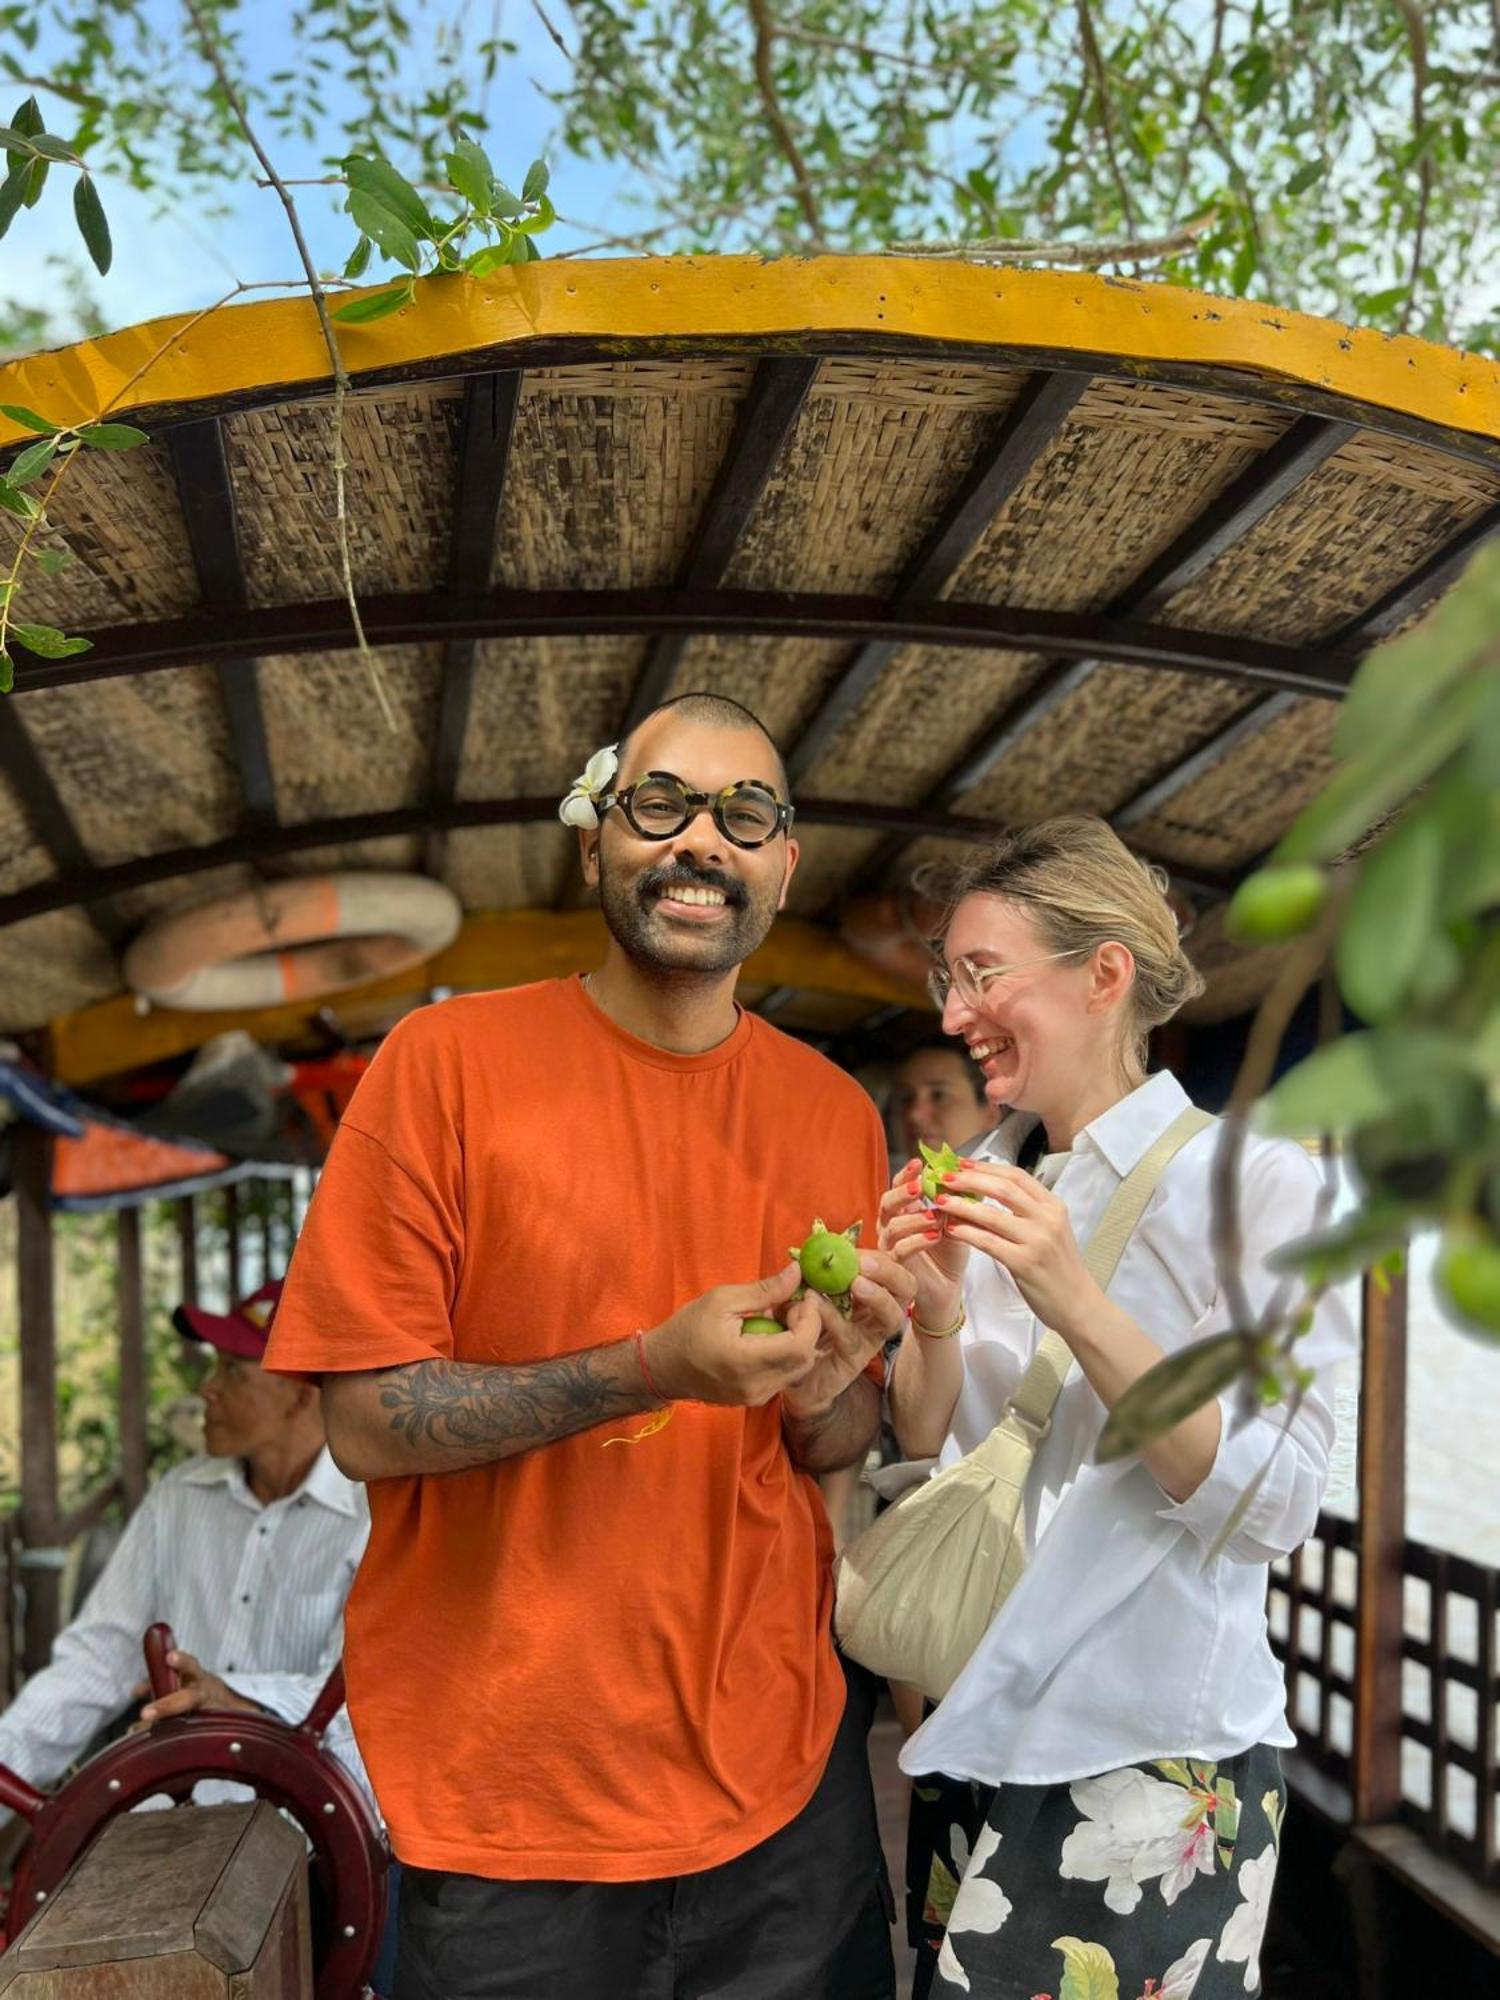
[8,586,1358,699]
[1109,500,1500,831]
[167,418,277,833]
[0,705,127,945]
[619,357,820,737]
[785,371,1091,786]
[427,371,524,874]
[16,1122,61,1677]
[0,792,1234,929]
[923,414,1356,811]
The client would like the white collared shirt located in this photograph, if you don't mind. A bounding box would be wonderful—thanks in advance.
[0,1448,370,1816]
[901,1069,1358,1788]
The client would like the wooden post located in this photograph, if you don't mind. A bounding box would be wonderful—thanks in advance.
[225,1181,241,1302]
[116,1205,148,1515]
[176,1194,199,1307]
[1352,1262,1408,1826]
[15,1124,62,1677]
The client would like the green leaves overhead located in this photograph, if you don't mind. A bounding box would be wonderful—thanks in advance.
[8,622,92,660]
[347,188,422,271]
[73,175,112,274]
[1096,1332,1254,1464]
[0,407,58,435]
[446,136,496,213]
[76,422,147,450]
[332,284,413,324]
[342,154,437,238]
[1337,811,1444,1023]
[6,436,56,485]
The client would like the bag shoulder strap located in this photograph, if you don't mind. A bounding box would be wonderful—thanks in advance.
[1001,1104,1215,1440]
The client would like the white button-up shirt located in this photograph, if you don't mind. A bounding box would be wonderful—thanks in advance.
[902,1069,1358,1789]
[0,1449,369,1817]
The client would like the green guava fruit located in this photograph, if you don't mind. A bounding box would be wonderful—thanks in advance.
[741,1315,786,1337]
[1224,864,1329,944]
[791,1218,862,1316]
[1436,1222,1500,1342]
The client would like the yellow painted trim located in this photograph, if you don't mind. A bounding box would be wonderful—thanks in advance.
[47,909,930,1083]
[3,259,1497,452]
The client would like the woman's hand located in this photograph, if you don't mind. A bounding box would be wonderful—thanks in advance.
[879,1160,967,1328]
[932,1163,1105,1340]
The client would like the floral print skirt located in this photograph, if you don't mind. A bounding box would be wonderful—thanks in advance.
[909,1743,1285,2000]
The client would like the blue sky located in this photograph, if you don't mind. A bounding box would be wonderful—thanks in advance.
[5,0,645,341]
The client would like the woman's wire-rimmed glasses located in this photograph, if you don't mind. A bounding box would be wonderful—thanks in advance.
[927,947,1091,1010]
[599,771,795,850]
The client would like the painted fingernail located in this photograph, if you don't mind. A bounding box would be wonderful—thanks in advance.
[941,1173,958,1184]
[924,1228,941,1240]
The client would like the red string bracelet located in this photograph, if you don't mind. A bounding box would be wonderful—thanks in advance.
[633,1328,666,1403]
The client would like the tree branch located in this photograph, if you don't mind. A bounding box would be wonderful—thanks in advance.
[773,24,982,82]
[887,215,1215,266]
[1169,0,1227,219]
[1076,0,1140,234]
[181,0,394,729]
[745,0,830,250]
[1390,0,1432,335]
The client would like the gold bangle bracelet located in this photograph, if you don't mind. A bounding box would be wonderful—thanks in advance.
[912,1306,966,1340]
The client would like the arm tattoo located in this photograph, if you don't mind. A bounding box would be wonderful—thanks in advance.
[376,1346,652,1471]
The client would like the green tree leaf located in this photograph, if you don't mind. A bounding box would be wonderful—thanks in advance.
[517,193,556,237]
[6,435,56,485]
[522,158,550,202]
[1336,545,1500,763]
[20,155,48,211]
[1337,811,1444,1022]
[343,234,372,279]
[1257,1028,1468,1138]
[0,406,58,435]
[0,481,39,518]
[10,622,94,659]
[26,133,77,163]
[0,127,33,162]
[342,154,436,237]
[0,170,26,239]
[1052,1934,1121,2000]
[1274,671,1488,867]
[73,174,112,275]
[347,188,422,271]
[1286,160,1326,195]
[77,422,148,450]
[331,284,412,324]
[447,136,496,212]
[1096,1333,1252,1463]
[0,649,11,694]
[36,548,74,575]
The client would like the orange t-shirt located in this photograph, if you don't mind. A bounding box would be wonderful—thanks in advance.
[265,977,889,1881]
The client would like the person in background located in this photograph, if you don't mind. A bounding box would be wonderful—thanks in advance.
[890,1041,991,1169]
[0,1280,368,1808]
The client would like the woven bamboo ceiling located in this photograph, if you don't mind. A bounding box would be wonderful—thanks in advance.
[1,258,1497,1077]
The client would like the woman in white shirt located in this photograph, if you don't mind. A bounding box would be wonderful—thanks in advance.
[880,816,1355,2000]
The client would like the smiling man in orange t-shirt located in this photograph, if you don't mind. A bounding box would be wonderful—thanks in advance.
[266,693,913,1999]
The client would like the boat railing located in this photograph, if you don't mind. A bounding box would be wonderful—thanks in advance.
[1271,1510,1499,1890]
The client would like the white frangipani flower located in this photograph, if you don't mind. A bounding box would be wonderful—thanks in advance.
[1216,1843,1276,1991]
[558,743,620,829]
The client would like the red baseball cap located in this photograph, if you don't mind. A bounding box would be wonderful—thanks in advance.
[173,1279,283,1361]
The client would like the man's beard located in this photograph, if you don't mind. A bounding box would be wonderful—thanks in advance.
[597,849,783,977]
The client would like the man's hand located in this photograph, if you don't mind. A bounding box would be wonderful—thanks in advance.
[646,1264,825,1407]
[135,1650,264,1728]
[781,1248,916,1422]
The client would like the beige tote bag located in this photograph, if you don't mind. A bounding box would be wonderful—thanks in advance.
[834,1105,1212,1701]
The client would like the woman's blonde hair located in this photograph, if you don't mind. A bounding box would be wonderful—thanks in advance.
[930,816,1205,1073]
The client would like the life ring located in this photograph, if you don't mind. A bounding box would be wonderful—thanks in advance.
[838,888,947,994]
[123,873,463,1011]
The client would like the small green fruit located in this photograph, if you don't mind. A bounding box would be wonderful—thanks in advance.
[919,1140,962,1202]
[1435,1223,1500,1340]
[742,1314,785,1337]
[1225,864,1330,944]
[794,1218,862,1306]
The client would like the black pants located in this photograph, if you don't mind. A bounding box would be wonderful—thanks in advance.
[392,1663,894,2000]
